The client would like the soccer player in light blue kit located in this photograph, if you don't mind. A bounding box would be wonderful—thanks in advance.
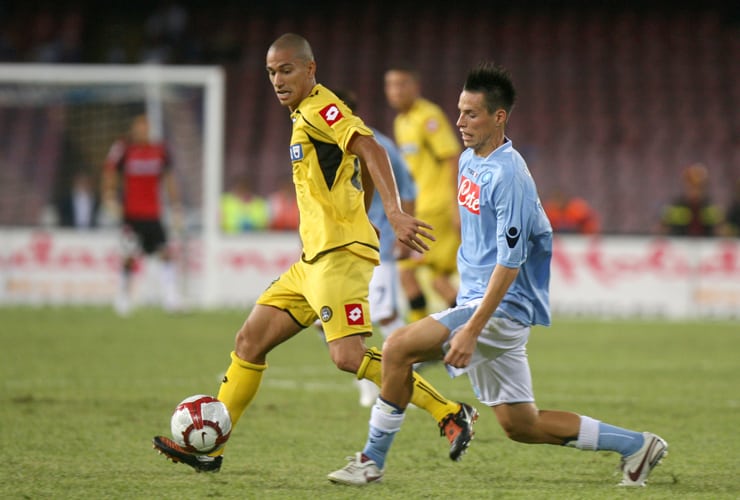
[329,63,668,487]
[333,89,419,407]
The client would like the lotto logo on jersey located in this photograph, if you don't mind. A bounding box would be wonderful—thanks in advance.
[425,118,439,132]
[458,176,480,214]
[344,303,365,326]
[289,144,304,161]
[319,104,344,126]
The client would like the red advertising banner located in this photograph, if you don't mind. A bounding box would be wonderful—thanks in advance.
[1,229,738,319]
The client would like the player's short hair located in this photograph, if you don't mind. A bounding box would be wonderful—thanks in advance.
[385,62,420,81]
[270,33,314,63]
[463,63,516,115]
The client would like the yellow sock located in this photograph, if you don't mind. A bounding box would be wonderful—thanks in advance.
[410,371,460,423]
[357,347,460,423]
[407,308,428,323]
[209,351,267,457]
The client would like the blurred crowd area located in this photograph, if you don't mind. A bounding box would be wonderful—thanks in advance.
[0,0,737,235]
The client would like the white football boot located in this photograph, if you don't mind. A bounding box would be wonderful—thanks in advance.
[328,452,384,486]
[618,432,668,486]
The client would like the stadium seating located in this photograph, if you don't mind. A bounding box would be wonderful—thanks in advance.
[0,3,736,233]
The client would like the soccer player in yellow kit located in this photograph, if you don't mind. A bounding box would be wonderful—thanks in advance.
[385,66,462,322]
[152,33,477,472]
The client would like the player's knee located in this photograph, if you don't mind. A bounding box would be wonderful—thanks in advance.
[381,330,414,365]
[233,324,269,362]
[233,327,250,357]
[329,350,361,373]
[328,334,369,373]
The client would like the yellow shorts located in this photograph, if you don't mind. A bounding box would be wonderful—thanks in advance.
[256,248,375,343]
[399,211,460,275]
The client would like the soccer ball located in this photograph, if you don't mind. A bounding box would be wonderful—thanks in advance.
[170,395,232,454]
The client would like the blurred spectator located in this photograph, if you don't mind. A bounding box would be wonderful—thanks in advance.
[0,23,19,61]
[140,1,189,64]
[267,178,299,231]
[659,163,723,237]
[146,1,188,42]
[220,176,269,233]
[55,9,85,63]
[204,14,242,64]
[543,189,600,234]
[56,170,100,229]
[721,179,740,237]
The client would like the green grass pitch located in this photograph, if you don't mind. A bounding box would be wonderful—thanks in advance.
[1,307,738,499]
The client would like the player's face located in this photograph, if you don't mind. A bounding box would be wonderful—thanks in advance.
[131,116,150,143]
[384,70,418,112]
[456,90,505,157]
[266,47,316,111]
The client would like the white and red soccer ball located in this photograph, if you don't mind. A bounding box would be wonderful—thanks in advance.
[170,395,232,454]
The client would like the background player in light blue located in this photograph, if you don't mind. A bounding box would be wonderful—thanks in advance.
[329,63,668,487]
[334,89,417,407]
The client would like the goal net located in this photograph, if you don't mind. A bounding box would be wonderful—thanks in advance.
[0,64,225,307]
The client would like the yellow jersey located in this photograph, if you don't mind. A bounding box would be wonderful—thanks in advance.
[289,84,379,264]
[393,98,461,218]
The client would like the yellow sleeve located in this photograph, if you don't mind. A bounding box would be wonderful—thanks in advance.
[421,102,461,160]
[304,87,373,151]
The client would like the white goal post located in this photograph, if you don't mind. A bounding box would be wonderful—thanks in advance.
[0,63,225,307]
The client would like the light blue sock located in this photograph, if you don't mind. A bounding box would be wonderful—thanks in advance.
[597,422,644,456]
[570,416,644,457]
[361,398,405,469]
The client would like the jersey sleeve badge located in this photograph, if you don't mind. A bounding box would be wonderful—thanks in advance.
[319,103,344,126]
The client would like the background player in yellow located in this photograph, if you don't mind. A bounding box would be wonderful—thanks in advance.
[385,65,462,322]
[152,33,478,472]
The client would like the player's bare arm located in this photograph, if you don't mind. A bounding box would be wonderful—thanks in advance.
[349,133,435,253]
[444,264,519,368]
[357,157,376,213]
[163,170,184,230]
[101,162,120,218]
[163,171,181,207]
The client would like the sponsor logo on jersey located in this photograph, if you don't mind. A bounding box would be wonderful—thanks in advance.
[320,306,333,322]
[126,158,164,176]
[289,144,304,161]
[458,175,480,214]
[319,103,344,126]
[344,303,364,325]
[425,118,439,132]
[506,226,521,248]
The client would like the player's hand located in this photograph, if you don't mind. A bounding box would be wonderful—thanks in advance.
[443,326,479,369]
[389,211,435,253]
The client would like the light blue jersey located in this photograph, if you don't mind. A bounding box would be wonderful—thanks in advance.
[456,138,552,327]
[367,128,417,262]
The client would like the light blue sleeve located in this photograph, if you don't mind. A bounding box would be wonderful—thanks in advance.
[388,146,416,202]
[493,166,528,268]
[374,129,416,202]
